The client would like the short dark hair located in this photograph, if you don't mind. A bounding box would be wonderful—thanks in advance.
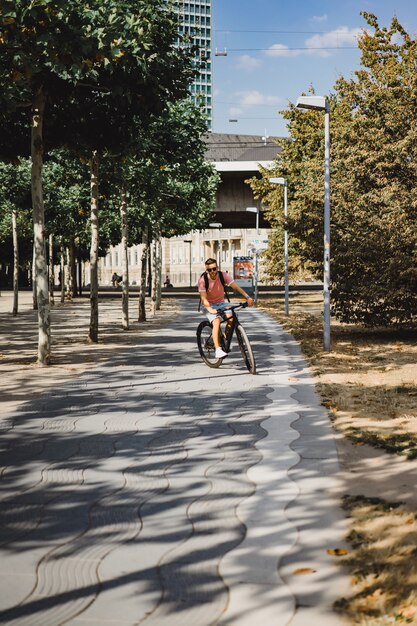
[205,258,217,266]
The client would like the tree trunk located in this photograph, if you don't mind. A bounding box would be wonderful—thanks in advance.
[12,209,19,316]
[156,238,162,311]
[48,233,54,306]
[138,226,148,322]
[147,242,152,297]
[32,246,37,310]
[150,239,157,317]
[120,189,129,330]
[69,240,77,298]
[77,247,83,296]
[65,247,72,300]
[89,151,99,343]
[31,87,50,365]
[60,242,65,303]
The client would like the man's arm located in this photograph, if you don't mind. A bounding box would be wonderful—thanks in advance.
[200,292,217,314]
[229,281,254,306]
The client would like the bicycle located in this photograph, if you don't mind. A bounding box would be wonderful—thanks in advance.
[196,302,256,374]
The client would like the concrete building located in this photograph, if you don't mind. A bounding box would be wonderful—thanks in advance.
[175,0,213,128]
[98,133,281,288]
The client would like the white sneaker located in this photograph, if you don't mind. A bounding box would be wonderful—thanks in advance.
[215,347,228,359]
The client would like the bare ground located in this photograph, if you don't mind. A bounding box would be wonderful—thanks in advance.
[0,292,179,416]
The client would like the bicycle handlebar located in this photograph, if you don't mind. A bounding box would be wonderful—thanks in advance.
[222,302,249,312]
[219,302,249,321]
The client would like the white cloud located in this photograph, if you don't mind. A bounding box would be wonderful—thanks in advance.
[305,26,362,57]
[237,90,283,107]
[265,43,301,58]
[310,14,328,23]
[265,26,361,59]
[236,54,262,71]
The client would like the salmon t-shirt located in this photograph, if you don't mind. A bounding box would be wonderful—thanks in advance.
[198,271,234,304]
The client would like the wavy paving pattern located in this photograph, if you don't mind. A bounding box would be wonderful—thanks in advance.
[0,303,347,625]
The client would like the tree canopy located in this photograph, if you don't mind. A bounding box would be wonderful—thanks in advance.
[0,0,212,362]
[249,12,417,326]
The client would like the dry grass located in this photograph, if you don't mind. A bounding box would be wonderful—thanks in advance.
[259,295,417,458]
[259,293,417,625]
[337,495,417,625]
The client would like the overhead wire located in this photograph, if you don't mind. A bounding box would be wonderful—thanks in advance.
[219,46,357,52]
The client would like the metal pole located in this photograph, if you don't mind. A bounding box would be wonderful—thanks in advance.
[255,209,259,303]
[189,243,192,288]
[283,183,289,315]
[183,239,193,288]
[323,106,331,351]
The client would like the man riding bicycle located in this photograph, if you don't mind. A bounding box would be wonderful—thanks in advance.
[198,258,254,359]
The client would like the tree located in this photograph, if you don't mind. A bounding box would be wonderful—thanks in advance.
[53,4,198,343]
[114,101,218,322]
[42,150,91,293]
[0,0,198,359]
[0,160,32,303]
[330,13,417,324]
[250,13,417,326]
[248,106,325,283]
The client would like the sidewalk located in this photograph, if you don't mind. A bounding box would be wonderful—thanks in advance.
[0,296,350,625]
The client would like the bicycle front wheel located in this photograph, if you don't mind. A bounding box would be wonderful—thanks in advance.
[236,324,256,374]
[197,321,223,368]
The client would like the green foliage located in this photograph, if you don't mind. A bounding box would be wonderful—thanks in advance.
[248,13,417,326]
[330,13,417,325]
[0,0,206,268]
[43,150,90,244]
[0,160,32,264]
[120,101,219,241]
[0,0,197,157]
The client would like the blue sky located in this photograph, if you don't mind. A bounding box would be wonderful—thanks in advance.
[211,0,417,137]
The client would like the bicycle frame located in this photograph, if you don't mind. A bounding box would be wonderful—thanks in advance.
[218,305,243,352]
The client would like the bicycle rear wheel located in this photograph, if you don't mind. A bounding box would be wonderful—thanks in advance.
[197,321,224,368]
[236,324,256,374]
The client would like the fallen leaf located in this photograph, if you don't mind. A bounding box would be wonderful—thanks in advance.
[293,567,317,575]
[398,607,416,618]
[327,548,348,557]
[288,377,299,382]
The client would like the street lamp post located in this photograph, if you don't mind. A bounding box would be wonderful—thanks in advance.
[183,239,193,289]
[246,206,259,304]
[296,95,331,351]
[269,177,289,315]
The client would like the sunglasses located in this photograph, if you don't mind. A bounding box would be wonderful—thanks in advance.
[206,266,218,273]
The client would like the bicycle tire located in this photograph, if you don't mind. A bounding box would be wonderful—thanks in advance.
[196,321,224,368]
[236,324,256,374]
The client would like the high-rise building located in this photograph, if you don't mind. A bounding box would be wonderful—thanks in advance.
[174,0,213,128]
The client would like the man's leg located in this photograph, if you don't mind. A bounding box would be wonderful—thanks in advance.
[225,313,233,335]
[204,305,228,358]
[211,318,228,358]
[211,317,222,348]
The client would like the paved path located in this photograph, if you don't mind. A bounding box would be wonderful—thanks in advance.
[0,301,349,625]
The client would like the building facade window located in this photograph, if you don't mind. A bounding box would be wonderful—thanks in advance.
[175,0,212,128]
